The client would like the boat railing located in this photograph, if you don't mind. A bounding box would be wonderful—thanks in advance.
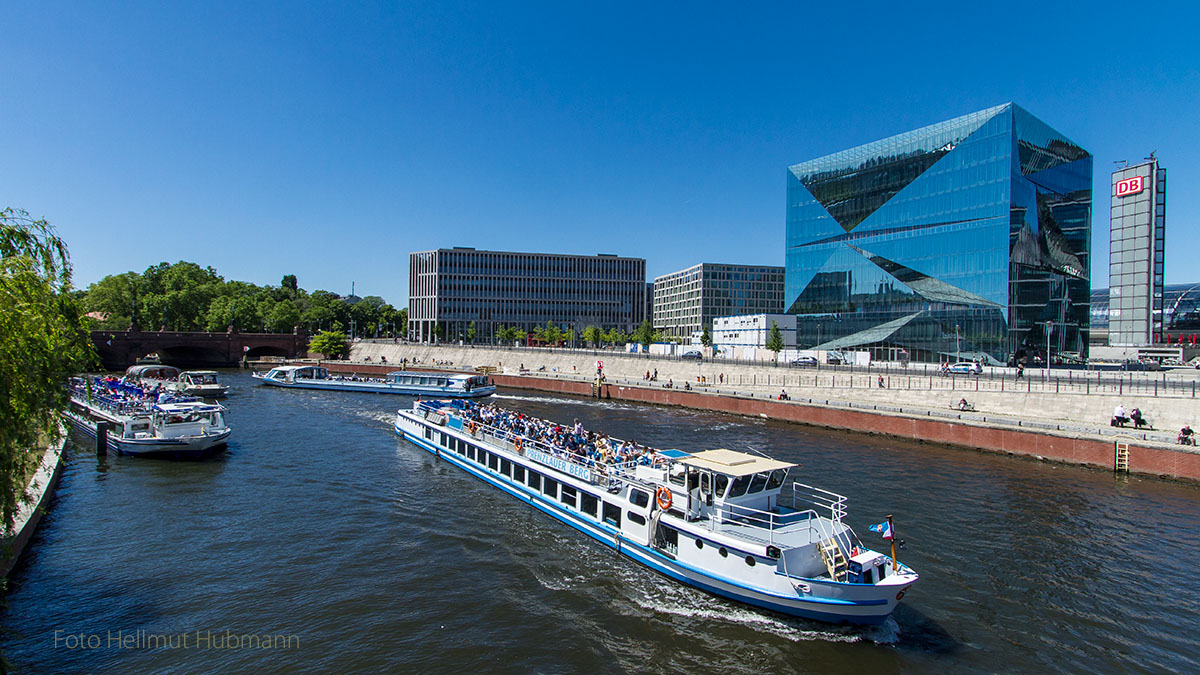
[787,482,847,523]
[706,483,848,547]
[416,402,647,489]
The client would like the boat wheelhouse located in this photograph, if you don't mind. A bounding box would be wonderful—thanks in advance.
[394,400,917,625]
[253,365,495,398]
[176,370,229,397]
[64,378,231,459]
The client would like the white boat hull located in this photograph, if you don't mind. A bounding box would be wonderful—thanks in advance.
[255,374,495,398]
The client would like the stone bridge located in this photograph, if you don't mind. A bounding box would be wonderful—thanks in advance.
[91,329,310,370]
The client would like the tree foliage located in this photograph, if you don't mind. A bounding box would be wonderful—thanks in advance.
[765,320,785,354]
[582,325,602,347]
[0,208,97,530]
[308,330,349,359]
[632,319,654,347]
[81,261,405,337]
[701,326,712,348]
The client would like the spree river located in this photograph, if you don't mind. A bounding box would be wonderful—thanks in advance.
[3,370,1199,673]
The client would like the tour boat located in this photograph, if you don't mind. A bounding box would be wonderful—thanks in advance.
[175,370,230,397]
[394,400,918,625]
[64,378,232,459]
[253,365,495,398]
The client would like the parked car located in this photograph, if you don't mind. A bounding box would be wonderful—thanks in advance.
[826,353,845,365]
[947,362,978,375]
[681,350,703,361]
[790,356,819,367]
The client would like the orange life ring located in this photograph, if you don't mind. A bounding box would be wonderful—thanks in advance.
[655,486,673,511]
[468,421,477,435]
[514,437,523,452]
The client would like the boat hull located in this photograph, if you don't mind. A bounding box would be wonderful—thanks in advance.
[394,411,909,625]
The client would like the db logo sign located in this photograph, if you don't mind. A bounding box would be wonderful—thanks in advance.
[1115,175,1144,197]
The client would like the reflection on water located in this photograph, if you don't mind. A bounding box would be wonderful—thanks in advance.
[3,373,1199,673]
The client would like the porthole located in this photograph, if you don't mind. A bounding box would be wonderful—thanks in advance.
[695,538,703,549]
[719,547,728,557]
[745,556,756,567]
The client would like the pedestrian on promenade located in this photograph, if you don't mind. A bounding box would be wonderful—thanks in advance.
[653,368,658,381]
[1016,363,1024,380]
[877,375,885,388]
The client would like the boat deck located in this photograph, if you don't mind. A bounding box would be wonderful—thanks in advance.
[706,511,845,547]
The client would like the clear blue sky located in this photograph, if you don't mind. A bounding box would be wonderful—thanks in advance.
[3,1,1198,305]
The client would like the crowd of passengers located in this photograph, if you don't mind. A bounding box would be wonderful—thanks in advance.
[460,403,666,469]
[72,376,189,412]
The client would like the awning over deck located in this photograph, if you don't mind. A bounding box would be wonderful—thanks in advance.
[678,449,796,476]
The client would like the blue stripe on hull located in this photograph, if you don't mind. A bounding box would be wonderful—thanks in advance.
[396,420,891,625]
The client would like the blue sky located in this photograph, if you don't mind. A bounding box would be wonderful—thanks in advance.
[3,1,1198,304]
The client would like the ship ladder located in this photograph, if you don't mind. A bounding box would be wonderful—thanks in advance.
[817,539,848,582]
[1114,440,1131,473]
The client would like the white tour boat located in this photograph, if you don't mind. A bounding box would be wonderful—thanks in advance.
[64,378,232,459]
[253,365,495,398]
[394,400,918,625]
[175,370,230,397]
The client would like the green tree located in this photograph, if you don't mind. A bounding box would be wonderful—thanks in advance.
[396,307,408,337]
[0,208,97,529]
[604,327,624,346]
[82,271,141,329]
[765,320,785,357]
[267,299,302,333]
[466,321,476,343]
[281,274,298,292]
[701,326,712,348]
[582,325,601,347]
[308,330,349,359]
[632,319,654,347]
[563,328,574,346]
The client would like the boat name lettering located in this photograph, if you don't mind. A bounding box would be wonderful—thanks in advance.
[527,448,591,482]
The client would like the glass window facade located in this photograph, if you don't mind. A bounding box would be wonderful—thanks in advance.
[1108,160,1165,347]
[652,263,785,338]
[785,103,1092,364]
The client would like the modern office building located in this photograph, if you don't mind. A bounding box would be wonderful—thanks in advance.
[1108,158,1166,346]
[712,313,797,349]
[1092,283,1199,344]
[408,248,646,343]
[653,263,784,339]
[786,103,1092,364]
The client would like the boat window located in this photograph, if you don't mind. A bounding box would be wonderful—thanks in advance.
[500,458,512,477]
[512,465,525,483]
[661,527,678,546]
[745,556,756,567]
[719,547,728,557]
[668,468,685,486]
[486,453,498,471]
[424,428,433,440]
[527,471,541,491]
[602,502,621,527]
[542,477,558,499]
[628,512,646,526]
[560,485,577,508]
[767,470,786,489]
[630,489,649,508]
[863,569,874,584]
[580,492,598,517]
[748,472,769,493]
[700,473,711,493]
[714,474,729,497]
[728,475,751,498]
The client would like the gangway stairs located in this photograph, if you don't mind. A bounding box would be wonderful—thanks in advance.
[817,539,848,582]
[1114,440,1131,473]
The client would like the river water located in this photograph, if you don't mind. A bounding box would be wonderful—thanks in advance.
[3,370,1198,673]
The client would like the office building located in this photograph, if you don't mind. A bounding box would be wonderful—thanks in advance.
[408,248,646,343]
[653,263,784,339]
[786,103,1092,364]
[1108,158,1166,346]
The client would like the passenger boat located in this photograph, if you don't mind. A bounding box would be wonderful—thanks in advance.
[394,400,918,625]
[175,370,230,397]
[253,365,495,398]
[64,377,232,459]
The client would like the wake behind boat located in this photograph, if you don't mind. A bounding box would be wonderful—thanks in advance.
[395,400,918,625]
[253,365,495,398]
[64,377,232,459]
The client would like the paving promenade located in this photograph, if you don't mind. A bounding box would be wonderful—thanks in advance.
[341,341,1200,479]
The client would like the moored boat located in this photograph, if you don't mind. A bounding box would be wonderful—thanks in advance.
[175,370,230,397]
[253,365,495,398]
[64,377,232,459]
[124,364,182,391]
[394,400,918,625]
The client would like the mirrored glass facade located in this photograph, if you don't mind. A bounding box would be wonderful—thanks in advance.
[786,103,1092,364]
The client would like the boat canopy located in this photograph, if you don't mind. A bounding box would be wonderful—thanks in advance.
[125,364,182,380]
[677,448,797,476]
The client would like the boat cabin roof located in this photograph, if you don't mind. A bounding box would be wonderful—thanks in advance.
[153,401,222,413]
[387,370,473,381]
[181,370,218,376]
[677,448,797,477]
[125,364,182,379]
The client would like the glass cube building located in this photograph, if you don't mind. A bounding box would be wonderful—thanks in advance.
[786,103,1092,364]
